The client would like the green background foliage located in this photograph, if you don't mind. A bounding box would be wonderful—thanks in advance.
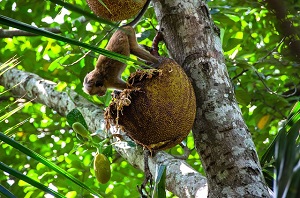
[0,0,299,197]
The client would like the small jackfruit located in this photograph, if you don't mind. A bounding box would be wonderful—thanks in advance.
[94,153,111,184]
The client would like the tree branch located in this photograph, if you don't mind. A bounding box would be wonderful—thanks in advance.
[0,28,61,38]
[0,66,208,197]
[265,0,300,60]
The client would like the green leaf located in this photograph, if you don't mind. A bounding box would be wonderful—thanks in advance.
[235,89,251,106]
[0,184,16,198]
[286,161,300,198]
[0,100,32,123]
[66,108,88,129]
[55,82,67,92]
[0,132,102,197]
[0,162,65,198]
[102,144,113,158]
[260,101,300,197]
[261,101,300,166]
[152,164,166,198]
[3,118,29,137]
[48,56,69,71]
[224,38,242,52]
[274,119,300,198]
[0,57,19,76]
[0,15,144,66]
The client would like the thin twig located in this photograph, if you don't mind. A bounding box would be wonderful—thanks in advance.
[231,69,249,81]
[0,28,61,38]
[254,37,286,66]
[232,36,297,97]
[62,26,118,67]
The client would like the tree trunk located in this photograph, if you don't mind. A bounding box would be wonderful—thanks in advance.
[153,0,270,197]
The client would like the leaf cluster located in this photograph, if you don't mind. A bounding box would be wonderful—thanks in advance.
[0,0,299,197]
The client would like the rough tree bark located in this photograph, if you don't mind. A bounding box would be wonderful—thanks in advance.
[0,67,207,197]
[153,0,270,197]
[0,0,271,197]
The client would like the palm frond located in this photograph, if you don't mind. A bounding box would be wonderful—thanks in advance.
[0,15,144,66]
[261,101,300,198]
[0,132,103,197]
[0,162,65,198]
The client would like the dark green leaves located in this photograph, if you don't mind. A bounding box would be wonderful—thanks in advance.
[66,108,88,129]
[261,101,300,197]
[273,101,300,198]
[0,132,102,197]
[0,162,65,198]
[152,165,166,198]
[0,15,141,66]
[0,184,16,198]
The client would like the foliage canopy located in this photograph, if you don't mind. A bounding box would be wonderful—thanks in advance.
[0,0,299,197]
